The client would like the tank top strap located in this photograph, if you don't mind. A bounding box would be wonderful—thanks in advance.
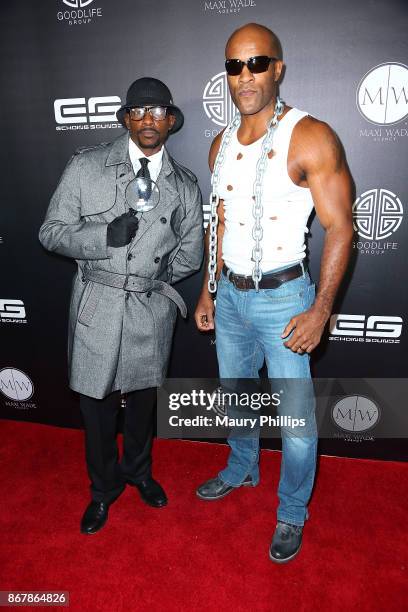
[274,108,309,158]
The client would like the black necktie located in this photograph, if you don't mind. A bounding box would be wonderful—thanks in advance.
[136,157,151,200]
[136,157,151,179]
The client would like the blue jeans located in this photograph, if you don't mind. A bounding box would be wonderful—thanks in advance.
[215,263,317,527]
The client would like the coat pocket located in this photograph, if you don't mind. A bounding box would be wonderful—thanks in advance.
[77,282,103,327]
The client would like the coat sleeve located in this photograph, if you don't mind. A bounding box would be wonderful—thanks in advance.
[169,179,204,284]
[38,153,112,260]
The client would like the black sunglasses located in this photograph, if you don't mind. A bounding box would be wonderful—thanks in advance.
[225,55,278,76]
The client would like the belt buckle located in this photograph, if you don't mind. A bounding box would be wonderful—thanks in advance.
[233,274,250,291]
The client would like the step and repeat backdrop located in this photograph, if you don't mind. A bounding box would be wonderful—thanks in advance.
[1,0,407,460]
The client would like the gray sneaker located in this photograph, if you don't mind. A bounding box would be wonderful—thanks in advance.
[269,521,303,563]
[196,475,254,501]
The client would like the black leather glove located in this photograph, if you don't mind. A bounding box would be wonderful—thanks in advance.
[107,211,139,248]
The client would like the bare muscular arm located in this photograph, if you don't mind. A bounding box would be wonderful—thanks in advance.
[282,118,354,353]
[194,131,225,331]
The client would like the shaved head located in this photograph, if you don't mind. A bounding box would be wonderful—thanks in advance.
[226,23,282,60]
[224,23,284,117]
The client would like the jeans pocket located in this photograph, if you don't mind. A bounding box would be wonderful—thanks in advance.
[262,275,309,303]
[301,282,316,310]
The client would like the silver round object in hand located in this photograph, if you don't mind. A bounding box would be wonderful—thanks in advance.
[125,176,160,213]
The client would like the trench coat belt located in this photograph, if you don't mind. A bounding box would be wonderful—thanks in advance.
[78,268,187,326]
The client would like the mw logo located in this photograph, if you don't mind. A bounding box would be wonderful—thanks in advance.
[0,368,34,401]
[332,396,380,432]
[357,63,408,125]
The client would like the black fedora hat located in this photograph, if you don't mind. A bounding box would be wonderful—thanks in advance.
[116,77,184,133]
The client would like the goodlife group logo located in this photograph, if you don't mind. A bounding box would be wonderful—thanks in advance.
[63,0,93,4]
[0,368,35,407]
[203,72,237,129]
[332,396,380,433]
[357,63,408,142]
[202,72,238,225]
[203,0,257,15]
[57,0,102,26]
[352,188,403,255]
[54,96,122,132]
[0,300,27,324]
[329,314,403,344]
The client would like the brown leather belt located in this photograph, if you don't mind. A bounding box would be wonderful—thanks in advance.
[222,263,303,291]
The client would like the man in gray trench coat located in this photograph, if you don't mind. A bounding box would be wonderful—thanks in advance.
[39,78,203,534]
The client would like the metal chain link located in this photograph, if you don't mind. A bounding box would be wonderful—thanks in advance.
[251,97,285,290]
[207,113,241,293]
[208,98,285,293]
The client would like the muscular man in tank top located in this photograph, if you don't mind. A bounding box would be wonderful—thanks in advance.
[194,23,353,563]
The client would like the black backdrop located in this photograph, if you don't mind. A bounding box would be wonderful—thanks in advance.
[1,0,407,460]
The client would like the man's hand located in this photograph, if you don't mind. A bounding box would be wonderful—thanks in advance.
[281,305,329,353]
[195,292,215,331]
[107,211,139,248]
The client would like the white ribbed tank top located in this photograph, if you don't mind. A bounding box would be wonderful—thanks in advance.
[217,108,314,275]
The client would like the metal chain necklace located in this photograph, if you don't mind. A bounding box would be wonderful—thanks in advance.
[208,96,285,293]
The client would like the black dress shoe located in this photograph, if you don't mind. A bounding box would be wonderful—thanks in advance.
[196,475,254,501]
[135,478,167,508]
[80,501,109,535]
[269,521,303,563]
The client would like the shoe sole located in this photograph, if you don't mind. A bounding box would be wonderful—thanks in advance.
[269,541,302,564]
[196,480,255,501]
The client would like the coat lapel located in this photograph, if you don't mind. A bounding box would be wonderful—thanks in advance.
[110,133,135,208]
[81,132,131,216]
[82,134,183,244]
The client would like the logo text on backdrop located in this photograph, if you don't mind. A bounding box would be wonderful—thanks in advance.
[54,97,122,131]
[352,188,403,255]
[0,300,27,324]
[57,0,102,26]
[329,314,403,344]
[203,0,257,15]
[0,368,36,410]
[357,63,408,142]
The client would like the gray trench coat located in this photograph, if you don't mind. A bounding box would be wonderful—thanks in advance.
[39,132,203,399]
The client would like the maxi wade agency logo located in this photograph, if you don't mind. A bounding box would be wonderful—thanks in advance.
[352,188,404,255]
[332,395,380,442]
[0,368,36,410]
[329,315,403,344]
[357,62,408,142]
[57,0,102,26]
[203,0,257,15]
[0,300,27,324]
[54,96,122,132]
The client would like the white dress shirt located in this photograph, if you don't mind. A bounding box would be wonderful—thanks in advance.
[128,137,163,182]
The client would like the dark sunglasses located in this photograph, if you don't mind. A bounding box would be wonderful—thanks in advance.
[225,55,278,76]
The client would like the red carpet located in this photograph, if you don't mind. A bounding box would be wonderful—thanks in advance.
[0,420,407,611]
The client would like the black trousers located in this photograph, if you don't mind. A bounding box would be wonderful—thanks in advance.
[79,388,156,503]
